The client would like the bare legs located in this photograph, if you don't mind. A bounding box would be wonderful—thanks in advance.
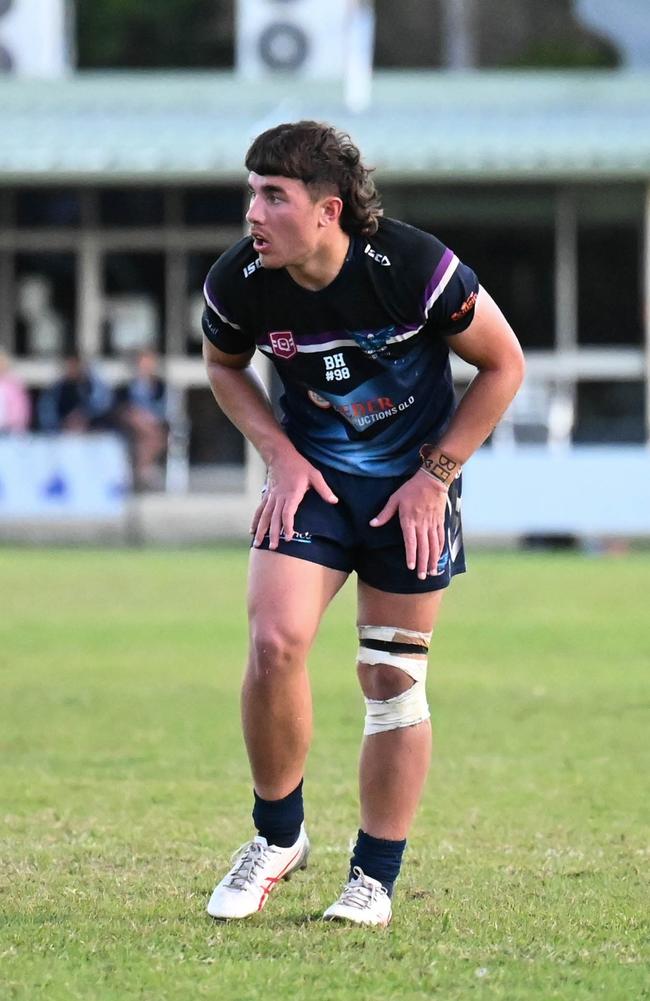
[356,583,444,840]
[242,550,347,800]
[242,550,443,845]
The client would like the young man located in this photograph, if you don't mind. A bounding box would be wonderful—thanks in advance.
[202,121,524,926]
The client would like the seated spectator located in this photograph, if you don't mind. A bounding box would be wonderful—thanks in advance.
[37,354,113,432]
[115,349,168,491]
[0,351,31,433]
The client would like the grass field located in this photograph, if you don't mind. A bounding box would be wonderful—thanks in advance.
[1,547,648,1001]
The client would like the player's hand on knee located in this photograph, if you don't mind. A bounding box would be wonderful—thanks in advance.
[307,466,338,506]
[370,472,448,579]
[427,519,446,576]
[252,486,298,549]
[252,451,338,549]
[250,490,268,539]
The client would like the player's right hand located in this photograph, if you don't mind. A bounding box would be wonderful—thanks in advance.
[251,449,338,550]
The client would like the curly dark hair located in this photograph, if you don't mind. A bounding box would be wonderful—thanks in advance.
[245,121,383,236]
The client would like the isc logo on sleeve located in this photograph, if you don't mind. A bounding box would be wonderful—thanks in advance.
[243,258,262,278]
[364,244,391,266]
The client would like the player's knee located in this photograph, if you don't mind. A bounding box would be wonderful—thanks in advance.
[248,624,309,678]
[357,661,413,701]
[357,624,432,735]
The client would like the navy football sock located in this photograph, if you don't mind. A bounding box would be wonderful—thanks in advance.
[252,780,304,848]
[349,828,406,898]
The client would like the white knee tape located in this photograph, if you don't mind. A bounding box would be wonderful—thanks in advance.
[364,682,430,735]
[358,625,431,735]
[357,625,431,683]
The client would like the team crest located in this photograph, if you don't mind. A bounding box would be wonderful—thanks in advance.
[269,331,297,359]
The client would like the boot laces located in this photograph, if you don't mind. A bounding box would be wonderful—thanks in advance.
[338,866,388,909]
[225,839,276,891]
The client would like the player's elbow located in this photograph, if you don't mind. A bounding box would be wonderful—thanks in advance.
[508,338,526,391]
[494,341,526,406]
[491,320,526,385]
[477,332,525,388]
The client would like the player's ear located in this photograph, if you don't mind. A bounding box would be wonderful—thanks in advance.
[319,196,343,228]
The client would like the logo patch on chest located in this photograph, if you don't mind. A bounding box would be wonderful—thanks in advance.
[269,331,297,359]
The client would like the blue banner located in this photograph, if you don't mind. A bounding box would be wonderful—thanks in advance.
[0,433,129,520]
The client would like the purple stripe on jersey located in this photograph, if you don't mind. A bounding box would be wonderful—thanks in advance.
[423,247,455,304]
[203,280,240,329]
[292,327,355,347]
[258,322,421,351]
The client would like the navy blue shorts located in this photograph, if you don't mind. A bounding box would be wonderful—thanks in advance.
[254,460,466,594]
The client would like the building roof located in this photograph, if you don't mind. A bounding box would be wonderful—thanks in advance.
[1,70,650,183]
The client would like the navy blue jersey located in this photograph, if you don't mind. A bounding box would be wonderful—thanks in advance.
[203,217,478,477]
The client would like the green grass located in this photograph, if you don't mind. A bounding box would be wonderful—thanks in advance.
[1,548,648,1001]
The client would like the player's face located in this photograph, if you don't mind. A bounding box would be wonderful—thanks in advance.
[245,172,327,269]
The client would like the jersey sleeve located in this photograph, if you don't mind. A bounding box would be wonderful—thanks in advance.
[422,247,480,336]
[202,258,256,355]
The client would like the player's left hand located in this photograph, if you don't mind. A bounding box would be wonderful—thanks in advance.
[369,470,448,579]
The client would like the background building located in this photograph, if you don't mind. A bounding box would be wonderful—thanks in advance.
[1,1,649,540]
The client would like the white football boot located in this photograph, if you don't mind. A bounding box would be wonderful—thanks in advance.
[323,866,392,927]
[207,825,309,919]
